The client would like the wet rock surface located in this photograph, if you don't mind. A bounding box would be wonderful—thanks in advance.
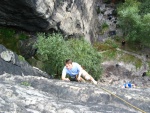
[0,74,149,113]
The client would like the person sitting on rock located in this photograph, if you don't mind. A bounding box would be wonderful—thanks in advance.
[61,59,97,85]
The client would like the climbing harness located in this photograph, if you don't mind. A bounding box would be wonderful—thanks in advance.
[95,84,147,113]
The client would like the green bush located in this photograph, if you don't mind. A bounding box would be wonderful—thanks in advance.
[34,33,102,80]
[0,27,15,38]
[140,13,150,45]
[0,27,29,55]
[68,38,102,80]
[139,0,150,15]
[117,0,141,38]
[18,32,28,40]
[34,33,70,78]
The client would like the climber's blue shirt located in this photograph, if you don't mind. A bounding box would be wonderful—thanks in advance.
[62,62,82,77]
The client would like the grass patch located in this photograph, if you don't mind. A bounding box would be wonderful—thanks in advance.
[99,22,109,35]
[94,39,119,51]
[118,53,142,69]
[94,43,113,51]
[101,49,142,69]
[94,39,119,61]
[102,22,109,29]
[21,81,31,86]
[101,50,118,61]
[146,70,150,76]
[104,39,118,48]
[94,38,143,69]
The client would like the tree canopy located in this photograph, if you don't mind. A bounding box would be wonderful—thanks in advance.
[117,0,150,46]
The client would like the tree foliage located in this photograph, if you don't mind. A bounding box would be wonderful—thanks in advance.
[68,38,102,80]
[34,33,102,80]
[140,13,150,45]
[138,0,150,15]
[117,0,141,38]
[117,0,150,45]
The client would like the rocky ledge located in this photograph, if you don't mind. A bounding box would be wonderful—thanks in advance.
[0,74,149,113]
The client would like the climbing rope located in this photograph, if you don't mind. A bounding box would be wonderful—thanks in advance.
[96,84,147,113]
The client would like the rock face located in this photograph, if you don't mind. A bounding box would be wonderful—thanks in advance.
[0,0,99,42]
[0,44,49,77]
[101,49,150,88]
[96,1,119,41]
[0,45,149,112]
[0,74,149,113]
[101,61,150,88]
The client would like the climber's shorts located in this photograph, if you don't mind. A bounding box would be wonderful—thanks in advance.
[81,70,91,80]
[69,75,78,81]
[69,70,91,81]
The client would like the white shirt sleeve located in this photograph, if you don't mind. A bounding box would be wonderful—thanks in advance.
[62,67,66,75]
